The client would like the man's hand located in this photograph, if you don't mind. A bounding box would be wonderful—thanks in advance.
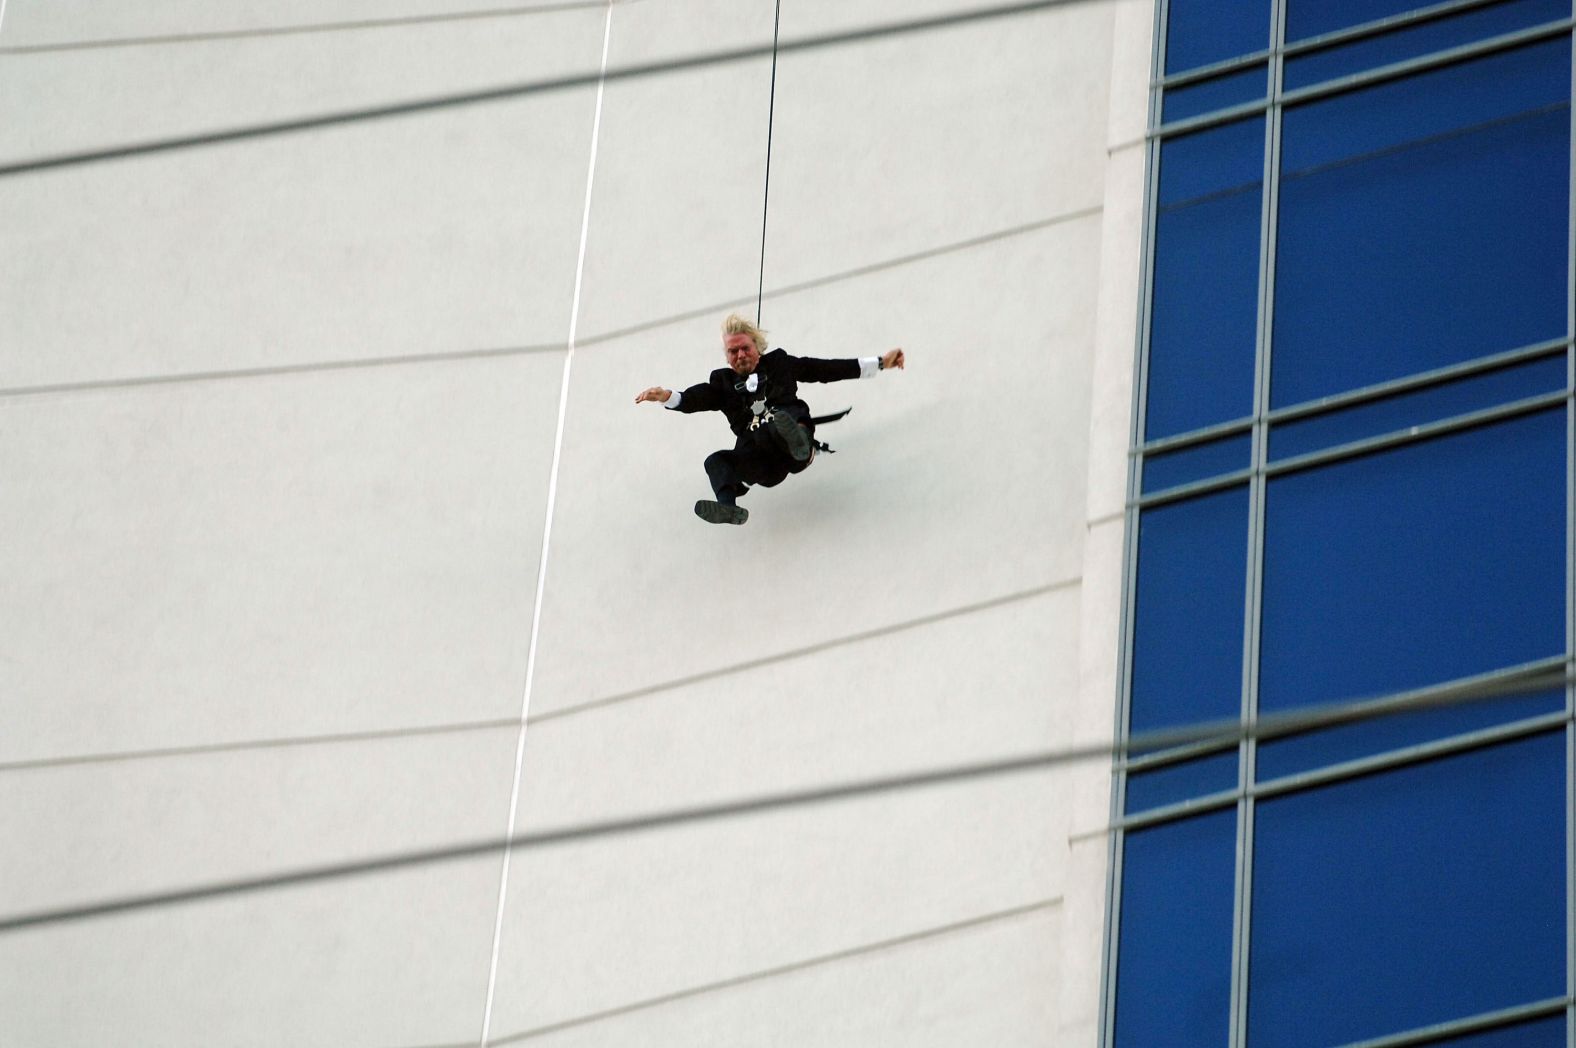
[880,349,906,371]
[635,386,672,404]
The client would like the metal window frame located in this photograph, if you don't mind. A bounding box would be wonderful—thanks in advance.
[1118,654,1568,774]
[1152,16,1574,139]
[1565,23,1575,1048]
[1117,709,1571,832]
[1565,17,1575,1048]
[1154,0,1526,89]
[1135,388,1571,508]
[1094,0,1170,1034]
[1335,997,1573,1048]
[1137,336,1568,460]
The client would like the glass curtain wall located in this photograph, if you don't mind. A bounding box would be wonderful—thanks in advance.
[1107,1,1576,1046]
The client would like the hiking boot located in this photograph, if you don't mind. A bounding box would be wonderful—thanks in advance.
[694,499,749,525]
[769,411,813,462]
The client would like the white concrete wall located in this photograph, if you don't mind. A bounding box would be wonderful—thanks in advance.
[0,1,1151,1044]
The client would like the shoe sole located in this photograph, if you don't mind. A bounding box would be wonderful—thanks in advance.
[694,500,749,525]
[771,412,812,462]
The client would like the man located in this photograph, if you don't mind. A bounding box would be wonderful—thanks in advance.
[635,313,906,525]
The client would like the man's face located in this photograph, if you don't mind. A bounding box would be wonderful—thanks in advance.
[724,333,761,375]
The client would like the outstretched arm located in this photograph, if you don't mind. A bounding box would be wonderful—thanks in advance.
[635,381,721,412]
[846,347,906,379]
[791,348,907,384]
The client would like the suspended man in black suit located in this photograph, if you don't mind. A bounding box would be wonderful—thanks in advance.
[635,313,906,525]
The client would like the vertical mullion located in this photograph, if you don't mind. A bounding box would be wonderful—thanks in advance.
[1231,1,1286,1045]
[1566,20,1575,1048]
[1100,0,1170,1040]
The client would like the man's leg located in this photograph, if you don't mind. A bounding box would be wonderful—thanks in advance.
[696,450,750,525]
[766,401,813,462]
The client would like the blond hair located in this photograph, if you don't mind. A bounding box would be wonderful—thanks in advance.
[721,313,768,352]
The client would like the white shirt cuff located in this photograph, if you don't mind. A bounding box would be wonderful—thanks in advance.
[664,390,683,409]
[859,357,881,379]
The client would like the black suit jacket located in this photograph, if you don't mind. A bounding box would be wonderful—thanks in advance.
[673,348,861,440]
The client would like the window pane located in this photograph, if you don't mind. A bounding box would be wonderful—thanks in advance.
[1268,352,1567,462]
[1248,733,1568,1047]
[1257,685,1564,782]
[1131,486,1250,735]
[1286,0,1571,91]
[1288,0,1454,41]
[1144,432,1253,493]
[1166,0,1272,74]
[1164,64,1268,123]
[1260,409,1566,713]
[1148,119,1264,439]
[1126,751,1239,813]
[1272,41,1570,408]
[1115,809,1237,1048]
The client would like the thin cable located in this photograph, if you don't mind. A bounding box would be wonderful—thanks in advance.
[756,0,783,324]
[1,665,1565,935]
[478,5,613,1042]
[0,1,630,55]
[0,0,1070,179]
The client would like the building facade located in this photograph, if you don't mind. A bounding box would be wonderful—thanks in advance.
[4,0,1564,1045]
[0,0,1145,1044]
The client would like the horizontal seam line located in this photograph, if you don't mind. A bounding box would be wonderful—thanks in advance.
[0,718,523,773]
[0,0,640,54]
[527,579,1080,725]
[485,898,1063,1044]
[0,343,565,398]
[0,582,1075,772]
[0,210,1094,399]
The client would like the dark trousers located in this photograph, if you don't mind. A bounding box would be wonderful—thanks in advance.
[703,402,813,504]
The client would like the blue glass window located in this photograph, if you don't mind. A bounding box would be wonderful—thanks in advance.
[1272,40,1570,408]
[1286,0,1572,90]
[1126,10,1576,1046]
[1269,352,1567,462]
[1147,118,1264,439]
[1143,432,1252,493]
[1131,486,1250,736]
[1164,64,1268,123]
[1259,409,1566,715]
[1248,733,1568,1046]
[1114,809,1237,1048]
[1125,751,1239,813]
[1166,0,1272,74]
